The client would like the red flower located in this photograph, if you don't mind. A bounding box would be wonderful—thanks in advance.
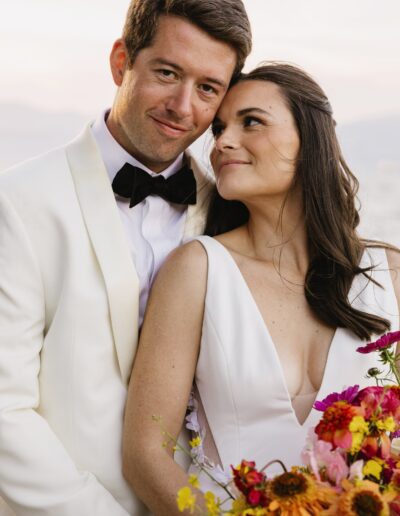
[248,488,262,506]
[357,331,400,354]
[231,460,268,507]
[315,401,361,449]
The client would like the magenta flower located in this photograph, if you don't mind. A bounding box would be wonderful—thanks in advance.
[356,331,400,354]
[355,386,400,420]
[313,385,360,412]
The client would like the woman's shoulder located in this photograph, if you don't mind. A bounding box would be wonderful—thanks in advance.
[384,247,400,307]
[385,246,400,270]
[367,244,400,314]
[158,239,209,283]
[364,242,400,269]
[148,240,209,308]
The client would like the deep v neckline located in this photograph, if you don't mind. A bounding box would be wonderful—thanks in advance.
[205,236,339,428]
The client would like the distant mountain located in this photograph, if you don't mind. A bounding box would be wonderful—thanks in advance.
[0,103,88,170]
[0,103,399,244]
[337,115,400,175]
[1,102,399,172]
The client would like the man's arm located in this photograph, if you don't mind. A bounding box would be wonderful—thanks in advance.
[0,193,129,516]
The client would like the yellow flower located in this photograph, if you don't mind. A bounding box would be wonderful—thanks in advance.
[231,496,247,514]
[177,486,196,513]
[188,474,200,489]
[376,416,396,432]
[349,416,369,453]
[349,415,369,434]
[350,432,365,454]
[204,491,220,516]
[189,436,202,448]
[363,460,383,480]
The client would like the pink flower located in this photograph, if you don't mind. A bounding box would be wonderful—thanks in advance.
[301,430,332,480]
[325,450,349,486]
[314,385,360,412]
[356,331,400,354]
[301,430,349,486]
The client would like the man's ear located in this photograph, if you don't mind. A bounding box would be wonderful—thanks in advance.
[110,38,128,86]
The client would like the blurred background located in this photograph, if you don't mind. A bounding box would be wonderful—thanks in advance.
[1,0,399,244]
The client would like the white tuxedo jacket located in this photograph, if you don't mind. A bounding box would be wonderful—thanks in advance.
[0,126,213,516]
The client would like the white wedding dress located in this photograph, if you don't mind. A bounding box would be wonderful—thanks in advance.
[187,236,399,495]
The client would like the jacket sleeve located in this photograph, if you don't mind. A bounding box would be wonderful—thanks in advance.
[0,193,129,516]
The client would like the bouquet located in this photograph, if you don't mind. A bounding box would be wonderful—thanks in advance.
[174,331,400,515]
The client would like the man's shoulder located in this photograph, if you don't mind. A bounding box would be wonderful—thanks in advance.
[1,145,66,178]
[0,124,94,194]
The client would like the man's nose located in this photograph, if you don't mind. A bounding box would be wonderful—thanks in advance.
[165,84,193,120]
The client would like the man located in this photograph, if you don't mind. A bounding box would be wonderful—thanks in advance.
[0,1,251,515]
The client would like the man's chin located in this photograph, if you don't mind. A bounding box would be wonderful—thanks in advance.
[154,141,193,162]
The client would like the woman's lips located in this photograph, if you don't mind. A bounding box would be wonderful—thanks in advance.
[218,160,251,173]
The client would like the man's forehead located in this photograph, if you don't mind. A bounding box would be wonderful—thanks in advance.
[142,14,237,75]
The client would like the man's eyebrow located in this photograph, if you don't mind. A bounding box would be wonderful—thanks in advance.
[150,58,228,89]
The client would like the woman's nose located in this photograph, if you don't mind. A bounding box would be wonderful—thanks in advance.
[214,128,240,150]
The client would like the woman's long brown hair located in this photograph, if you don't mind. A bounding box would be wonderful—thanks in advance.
[205,63,393,340]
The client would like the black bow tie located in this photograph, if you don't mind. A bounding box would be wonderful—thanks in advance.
[111,162,197,208]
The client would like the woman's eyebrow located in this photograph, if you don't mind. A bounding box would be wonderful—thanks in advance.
[237,107,270,117]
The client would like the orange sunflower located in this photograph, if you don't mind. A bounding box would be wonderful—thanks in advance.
[266,470,335,515]
[324,480,395,516]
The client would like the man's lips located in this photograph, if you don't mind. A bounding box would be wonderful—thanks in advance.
[218,160,251,172]
[150,116,192,137]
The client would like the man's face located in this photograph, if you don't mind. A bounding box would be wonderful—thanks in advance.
[108,15,237,172]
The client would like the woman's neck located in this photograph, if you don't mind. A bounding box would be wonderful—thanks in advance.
[241,191,309,278]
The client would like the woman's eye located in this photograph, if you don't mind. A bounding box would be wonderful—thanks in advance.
[244,116,262,127]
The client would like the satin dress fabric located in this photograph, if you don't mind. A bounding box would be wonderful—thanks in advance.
[189,236,399,493]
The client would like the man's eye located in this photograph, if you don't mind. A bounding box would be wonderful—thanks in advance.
[199,84,217,95]
[157,69,176,79]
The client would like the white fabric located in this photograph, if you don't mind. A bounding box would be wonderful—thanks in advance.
[0,126,212,516]
[91,110,187,326]
[190,236,399,494]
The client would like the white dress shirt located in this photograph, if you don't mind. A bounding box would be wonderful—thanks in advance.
[91,110,187,326]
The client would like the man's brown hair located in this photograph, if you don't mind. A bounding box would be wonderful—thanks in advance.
[122,0,252,76]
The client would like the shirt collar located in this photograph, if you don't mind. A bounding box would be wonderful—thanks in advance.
[90,108,184,183]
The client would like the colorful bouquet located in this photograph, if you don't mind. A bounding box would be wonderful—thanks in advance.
[175,330,400,515]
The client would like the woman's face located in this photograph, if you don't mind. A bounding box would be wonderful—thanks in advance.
[210,80,300,203]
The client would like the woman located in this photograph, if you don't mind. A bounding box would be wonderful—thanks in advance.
[122,63,400,514]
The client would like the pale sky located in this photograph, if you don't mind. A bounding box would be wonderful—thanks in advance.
[1,0,400,123]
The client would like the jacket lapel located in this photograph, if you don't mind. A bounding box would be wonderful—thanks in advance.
[66,125,139,385]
